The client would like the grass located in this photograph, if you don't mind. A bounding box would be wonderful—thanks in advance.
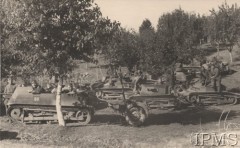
[1,105,240,147]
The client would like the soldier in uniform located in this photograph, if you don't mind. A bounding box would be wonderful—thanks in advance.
[133,70,143,94]
[3,78,16,109]
[210,58,222,92]
[200,60,210,86]
[3,78,16,96]
[165,67,175,94]
[29,80,43,94]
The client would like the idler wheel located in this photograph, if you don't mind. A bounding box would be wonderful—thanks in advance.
[227,97,238,105]
[75,108,92,125]
[8,107,22,120]
[125,106,147,126]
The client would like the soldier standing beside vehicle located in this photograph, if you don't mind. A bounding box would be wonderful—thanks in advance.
[165,67,175,94]
[210,58,222,92]
[133,70,143,94]
[200,60,210,86]
[3,78,16,113]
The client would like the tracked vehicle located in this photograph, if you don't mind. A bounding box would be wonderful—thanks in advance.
[96,77,240,126]
[177,83,240,106]
[6,86,107,125]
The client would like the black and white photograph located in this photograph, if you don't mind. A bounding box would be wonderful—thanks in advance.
[1,0,240,147]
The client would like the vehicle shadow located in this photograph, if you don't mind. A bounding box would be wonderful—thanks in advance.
[144,107,239,126]
[0,130,20,140]
[68,106,240,127]
[91,114,125,125]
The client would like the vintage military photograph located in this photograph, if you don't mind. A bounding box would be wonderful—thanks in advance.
[1,0,240,147]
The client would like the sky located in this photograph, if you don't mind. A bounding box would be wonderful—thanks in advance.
[95,0,240,31]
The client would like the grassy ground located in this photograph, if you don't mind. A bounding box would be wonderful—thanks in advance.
[1,46,240,148]
[1,105,240,148]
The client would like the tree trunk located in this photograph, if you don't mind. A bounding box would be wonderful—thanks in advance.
[228,46,233,63]
[217,43,220,57]
[229,51,233,63]
[56,78,65,126]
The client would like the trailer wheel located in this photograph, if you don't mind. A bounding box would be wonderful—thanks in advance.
[189,95,199,104]
[75,108,92,125]
[125,106,147,126]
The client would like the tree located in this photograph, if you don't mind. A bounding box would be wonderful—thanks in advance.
[138,19,156,72]
[155,9,204,68]
[208,2,240,62]
[1,0,120,126]
[103,28,139,71]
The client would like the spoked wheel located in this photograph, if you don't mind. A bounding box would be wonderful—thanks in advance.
[125,106,147,126]
[8,107,22,120]
[75,109,92,125]
[189,95,199,104]
[188,95,204,107]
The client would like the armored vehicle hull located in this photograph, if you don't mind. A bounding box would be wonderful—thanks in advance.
[6,87,106,125]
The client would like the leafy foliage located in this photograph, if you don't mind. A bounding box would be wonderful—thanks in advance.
[103,28,139,70]
[208,2,240,46]
[1,0,120,79]
[1,0,239,80]
[156,9,205,65]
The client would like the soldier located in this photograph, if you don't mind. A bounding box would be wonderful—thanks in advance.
[165,67,175,94]
[29,80,43,94]
[3,78,16,96]
[200,60,210,86]
[3,78,16,108]
[210,58,222,92]
[133,70,143,94]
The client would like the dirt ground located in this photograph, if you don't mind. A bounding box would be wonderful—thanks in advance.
[1,46,240,148]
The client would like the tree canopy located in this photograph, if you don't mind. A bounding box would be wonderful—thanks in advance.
[1,1,239,80]
[1,0,120,80]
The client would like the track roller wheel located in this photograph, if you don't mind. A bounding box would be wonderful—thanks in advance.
[8,107,23,121]
[125,106,147,126]
[75,108,92,125]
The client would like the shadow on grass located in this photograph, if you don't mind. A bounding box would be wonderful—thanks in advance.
[144,107,239,126]
[66,114,125,127]
[91,114,125,124]
[0,130,20,140]
[67,107,240,127]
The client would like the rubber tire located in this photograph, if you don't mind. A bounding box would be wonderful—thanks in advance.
[76,108,92,125]
[125,106,147,126]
